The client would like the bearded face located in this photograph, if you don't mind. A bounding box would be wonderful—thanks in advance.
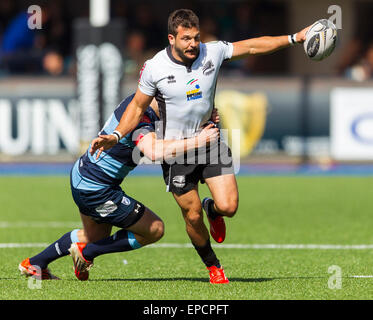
[168,26,200,64]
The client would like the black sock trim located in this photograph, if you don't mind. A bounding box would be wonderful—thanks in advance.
[192,239,221,268]
[207,200,222,221]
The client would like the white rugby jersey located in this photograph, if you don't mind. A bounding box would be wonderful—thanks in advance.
[138,41,233,140]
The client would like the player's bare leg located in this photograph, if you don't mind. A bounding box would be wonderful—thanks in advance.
[202,174,238,243]
[172,187,209,247]
[204,174,239,217]
[126,207,165,246]
[77,213,113,243]
[172,187,228,283]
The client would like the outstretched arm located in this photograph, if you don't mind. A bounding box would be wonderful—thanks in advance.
[231,25,310,59]
[90,89,153,158]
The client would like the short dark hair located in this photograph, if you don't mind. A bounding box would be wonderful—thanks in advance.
[168,9,199,36]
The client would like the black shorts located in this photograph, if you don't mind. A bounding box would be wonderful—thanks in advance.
[161,140,235,195]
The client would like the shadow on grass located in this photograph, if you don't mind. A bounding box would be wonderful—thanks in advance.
[88,277,263,283]
[88,276,327,283]
[5,276,329,283]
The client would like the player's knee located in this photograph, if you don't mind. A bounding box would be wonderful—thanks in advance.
[216,200,238,218]
[149,219,165,243]
[185,209,203,227]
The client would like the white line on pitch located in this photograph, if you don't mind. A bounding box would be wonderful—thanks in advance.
[0,222,81,228]
[149,243,373,250]
[0,243,50,248]
[350,275,373,278]
[2,242,373,250]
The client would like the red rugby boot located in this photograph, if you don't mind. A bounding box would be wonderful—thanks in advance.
[202,198,226,243]
[207,265,229,284]
[19,258,60,280]
[68,242,93,281]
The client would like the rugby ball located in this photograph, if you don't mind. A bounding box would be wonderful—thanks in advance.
[304,19,337,61]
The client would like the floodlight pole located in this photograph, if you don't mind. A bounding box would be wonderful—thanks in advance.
[75,0,124,155]
[90,0,110,28]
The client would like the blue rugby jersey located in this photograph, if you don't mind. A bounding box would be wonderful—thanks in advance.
[71,94,159,191]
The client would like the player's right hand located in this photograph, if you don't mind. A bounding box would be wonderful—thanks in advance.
[89,134,117,159]
[296,25,311,43]
[197,123,219,147]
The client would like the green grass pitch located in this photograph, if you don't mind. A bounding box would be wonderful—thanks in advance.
[1,175,373,300]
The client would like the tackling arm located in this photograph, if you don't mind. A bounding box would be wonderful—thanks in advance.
[137,124,219,161]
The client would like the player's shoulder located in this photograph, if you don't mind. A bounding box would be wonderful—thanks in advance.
[138,48,169,82]
[143,48,168,67]
[204,40,233,61]
[203,40,232,57]
[204,40,232,49]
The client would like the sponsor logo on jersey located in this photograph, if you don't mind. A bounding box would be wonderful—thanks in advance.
[186,79,203,101]
[202,60,215,76]
[167,75,176,84]
[159,74,176,84]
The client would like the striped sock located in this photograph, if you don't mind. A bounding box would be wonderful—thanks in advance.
[82,230,142,261]
[29,229,79,269]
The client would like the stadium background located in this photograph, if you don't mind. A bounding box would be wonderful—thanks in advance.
[0,0,372,170]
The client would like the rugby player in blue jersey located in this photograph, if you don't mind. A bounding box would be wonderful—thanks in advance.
[18,94,219,280]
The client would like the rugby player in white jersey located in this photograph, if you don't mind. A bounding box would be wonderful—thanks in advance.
[90,9,310,284]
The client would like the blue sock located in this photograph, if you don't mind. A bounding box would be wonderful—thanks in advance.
[29,229,79,269]
[82,230,142,261]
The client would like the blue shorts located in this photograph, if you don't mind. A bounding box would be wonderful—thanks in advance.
[70,184,145,229]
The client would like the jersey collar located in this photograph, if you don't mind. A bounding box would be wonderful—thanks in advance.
[166,45,199,72]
